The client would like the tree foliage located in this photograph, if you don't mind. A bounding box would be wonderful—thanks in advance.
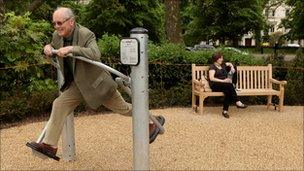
[80,0,165,42]
[281,0,304,41]
[0,12,54,97]
[3,0,82,21]
[183,0,265,46]
[0,0,4,27]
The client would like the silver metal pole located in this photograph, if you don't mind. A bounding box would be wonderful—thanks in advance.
[61,114,76,161]
[130,28,149,170]
[116,78,164,135]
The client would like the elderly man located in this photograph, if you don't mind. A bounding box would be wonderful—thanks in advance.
[26,7,165,160]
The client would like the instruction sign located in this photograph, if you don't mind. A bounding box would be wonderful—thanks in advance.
[120,38,139,65]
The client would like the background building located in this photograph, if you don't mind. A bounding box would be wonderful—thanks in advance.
[240,2,303,47]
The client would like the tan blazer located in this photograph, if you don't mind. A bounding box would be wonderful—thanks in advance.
[51,24,117,109]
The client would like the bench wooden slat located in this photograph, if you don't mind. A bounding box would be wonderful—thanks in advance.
[262,71,264,89]
[259,70,261,89]
[250,70,253,89]
[254,70,257,89]
[246,70,249,89]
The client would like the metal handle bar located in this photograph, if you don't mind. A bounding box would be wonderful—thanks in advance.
[51,50,131,83]
[51,49,164,134]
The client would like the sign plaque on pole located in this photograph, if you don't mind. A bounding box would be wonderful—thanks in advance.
[120,38,139,65]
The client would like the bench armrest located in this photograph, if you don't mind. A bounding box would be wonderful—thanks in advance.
[193,80,207,91]
[270,78,287,86]
[193,80,203,86]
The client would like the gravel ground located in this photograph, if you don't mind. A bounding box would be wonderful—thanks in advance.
[1,106,303,170]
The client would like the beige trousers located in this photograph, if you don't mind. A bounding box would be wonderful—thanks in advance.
[43,82,132,146]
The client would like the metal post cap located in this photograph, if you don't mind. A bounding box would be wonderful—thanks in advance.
[130,27,148,34]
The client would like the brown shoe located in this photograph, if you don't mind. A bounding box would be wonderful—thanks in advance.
[26,142,60,161]
[149,115,165,144]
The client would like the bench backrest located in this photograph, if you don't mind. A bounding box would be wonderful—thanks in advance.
[192,64,273,90]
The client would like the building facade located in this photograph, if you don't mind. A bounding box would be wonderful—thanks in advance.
[240,2,303,47]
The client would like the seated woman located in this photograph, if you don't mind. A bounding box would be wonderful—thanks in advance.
[209,52,247,118]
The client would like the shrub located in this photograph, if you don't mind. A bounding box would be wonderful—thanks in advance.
[0,12,56,123]
[27,90,57,116]
[284,48,304,105]
[0,96,28,123]
[97,33,121,62]
[0,12,51,66]
[149,43,189,64]
[0,12,52,97]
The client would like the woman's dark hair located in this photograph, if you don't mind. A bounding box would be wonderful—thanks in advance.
[212,52,223,62]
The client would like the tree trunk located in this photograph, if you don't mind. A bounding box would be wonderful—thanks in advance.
[232,38,239,47]
[165,0,183,43]
[0,0,4,28]
[254,29,262,47]
[219,37,225,45]
[28,0,44,12]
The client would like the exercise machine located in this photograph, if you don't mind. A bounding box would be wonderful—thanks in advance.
[28,28,164,170]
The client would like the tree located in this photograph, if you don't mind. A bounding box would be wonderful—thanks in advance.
[81,0,165,42]
[0,12,53,95]
[263,0,285,19]
[164,0,183,43]
[184,0,265,46]
[28,0,44,12]
[0,0,4,27]
[3,0,82,21]
[281,0,304,41]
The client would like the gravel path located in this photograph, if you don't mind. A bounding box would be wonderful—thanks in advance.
[1,106,303,170]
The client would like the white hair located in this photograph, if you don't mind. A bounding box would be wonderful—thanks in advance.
[55,7,75,19]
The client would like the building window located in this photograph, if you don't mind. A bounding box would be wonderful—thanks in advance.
[270,26,275,33]
[286,9,290,16]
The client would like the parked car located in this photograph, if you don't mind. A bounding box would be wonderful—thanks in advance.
[223,47,249,55]
[262,42,270,47]
[193,44,215,51]
[286,43,300,47]
[186,44,215,51]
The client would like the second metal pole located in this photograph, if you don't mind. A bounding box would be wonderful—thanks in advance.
[130,28,149,170]
[57,60,76,161]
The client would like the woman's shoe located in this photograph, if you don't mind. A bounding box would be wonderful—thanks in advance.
[236,103,248,108]
[222,111,229,118]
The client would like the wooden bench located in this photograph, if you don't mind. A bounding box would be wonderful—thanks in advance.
[192,64,287,114]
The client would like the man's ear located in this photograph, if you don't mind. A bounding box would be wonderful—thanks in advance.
[69,19,75,26]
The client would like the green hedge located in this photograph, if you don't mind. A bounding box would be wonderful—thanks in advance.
[281,49,304,105]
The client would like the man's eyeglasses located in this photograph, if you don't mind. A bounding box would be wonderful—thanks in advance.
[52,18,70,27]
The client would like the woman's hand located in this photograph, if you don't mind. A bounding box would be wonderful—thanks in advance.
[223,78,232,83]
[209,70,232,83]
[226,62,235,73]
[226,62,233,67]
